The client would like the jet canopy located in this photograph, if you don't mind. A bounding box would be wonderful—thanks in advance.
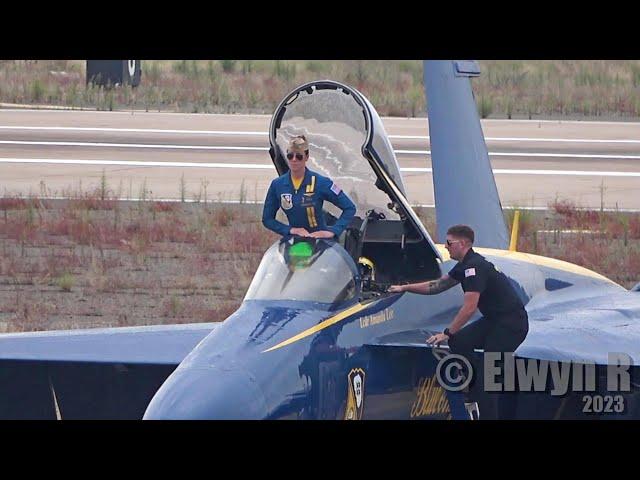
[268,80,442,286]
[244,238,359,305]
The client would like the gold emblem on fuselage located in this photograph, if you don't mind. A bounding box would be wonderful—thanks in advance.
[344,368,366,420]
[410,375,451,419]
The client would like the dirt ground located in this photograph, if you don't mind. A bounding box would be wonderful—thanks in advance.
[0,199,637,333]
[0,199,276,333]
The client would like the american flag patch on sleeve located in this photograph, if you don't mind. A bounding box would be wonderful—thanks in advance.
[465,268,476,278]
[330,182,341,195]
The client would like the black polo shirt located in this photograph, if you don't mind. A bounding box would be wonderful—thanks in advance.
[448,248,525,319]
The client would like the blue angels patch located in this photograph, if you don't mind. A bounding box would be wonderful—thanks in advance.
[280,193,293,210]
[344,368,365,420]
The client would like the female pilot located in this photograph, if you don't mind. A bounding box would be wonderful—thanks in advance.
[262,135,356,239]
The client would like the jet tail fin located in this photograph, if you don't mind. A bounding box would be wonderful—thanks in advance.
[423,61,509,249]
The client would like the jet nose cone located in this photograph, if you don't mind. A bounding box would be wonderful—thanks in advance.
[143,365,269,420]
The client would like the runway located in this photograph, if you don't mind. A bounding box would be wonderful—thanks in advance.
[0,109,638,210]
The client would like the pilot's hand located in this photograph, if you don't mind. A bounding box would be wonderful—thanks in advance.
[427,333,449,346]
[387,285,405,293]
[309,230,335,239]
[290,227,311,237]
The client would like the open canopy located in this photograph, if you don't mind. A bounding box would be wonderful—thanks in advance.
[268,80,442,263]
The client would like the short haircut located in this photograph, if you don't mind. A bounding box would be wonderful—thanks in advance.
[288,135,309,154]
[446,224,474,244]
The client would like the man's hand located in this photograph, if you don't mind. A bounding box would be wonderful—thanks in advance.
[309,230,335,239]
[387,285,405,293]
[290,227,311,237]
[426,333,449,346]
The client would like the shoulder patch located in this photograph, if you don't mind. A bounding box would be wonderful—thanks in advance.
[464,268,476,278]
[330,182,341,195]
[280,193,293,210]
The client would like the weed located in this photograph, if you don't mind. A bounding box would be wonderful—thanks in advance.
[56,272,75,292]
[180,173,187,203]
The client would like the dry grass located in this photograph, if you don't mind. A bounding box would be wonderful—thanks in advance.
[2,60,640,118]
[0,189,638,334]
[0,191,277,332]
[511,199,640,287]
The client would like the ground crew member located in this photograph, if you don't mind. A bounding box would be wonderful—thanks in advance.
[388,224,529,418]
[262,135,356,239]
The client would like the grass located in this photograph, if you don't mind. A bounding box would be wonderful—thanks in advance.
[0,188,278,332]
[2,60,640,118]
[0,187,638,333]
[55,272,75,292]
[510,199,640,287]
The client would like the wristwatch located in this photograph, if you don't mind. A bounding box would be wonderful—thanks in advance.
[443,328,453,338]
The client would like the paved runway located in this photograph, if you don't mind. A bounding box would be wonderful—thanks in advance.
[0,109,638,210]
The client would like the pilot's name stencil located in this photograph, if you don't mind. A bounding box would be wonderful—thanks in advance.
[359,308,394,329]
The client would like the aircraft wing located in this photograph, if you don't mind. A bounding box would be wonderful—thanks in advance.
[516,292,640,366]
[0,322,216,364]
[0,323,217,419]
[363,291,640,367]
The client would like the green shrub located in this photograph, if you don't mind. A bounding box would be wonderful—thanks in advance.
[56,272,75,292]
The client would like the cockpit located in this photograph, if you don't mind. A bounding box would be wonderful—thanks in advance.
[244,238,359,305]
[265,80,443,300]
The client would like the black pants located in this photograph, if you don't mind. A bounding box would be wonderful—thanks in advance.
[448,309,529,419]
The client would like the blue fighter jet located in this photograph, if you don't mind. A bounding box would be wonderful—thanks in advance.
[0,62,639,419]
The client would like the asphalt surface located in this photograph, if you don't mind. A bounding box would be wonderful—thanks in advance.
[0,109,638,210]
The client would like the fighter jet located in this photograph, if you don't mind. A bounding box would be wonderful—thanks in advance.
[0,62,638,419]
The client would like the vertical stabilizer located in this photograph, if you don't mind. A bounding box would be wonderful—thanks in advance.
[423,60,509,249]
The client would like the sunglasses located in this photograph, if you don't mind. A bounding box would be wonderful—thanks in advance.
[286,152,306,161]
[446,239,463,246]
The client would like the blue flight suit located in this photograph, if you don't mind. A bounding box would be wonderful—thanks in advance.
[262,168,356,237]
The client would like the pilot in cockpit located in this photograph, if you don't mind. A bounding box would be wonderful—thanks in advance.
[262,135,356,240]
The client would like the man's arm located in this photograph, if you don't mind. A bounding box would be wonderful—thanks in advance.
[448,291,480,334]
[389,275,459,295]
[426,291,479,345]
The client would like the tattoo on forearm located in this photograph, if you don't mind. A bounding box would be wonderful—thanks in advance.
[424,277,457,294]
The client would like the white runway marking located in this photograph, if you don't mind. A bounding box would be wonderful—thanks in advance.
[0,157,639,177]
[0,158,274,169]
[0,126,268,136]
[395,149,640,160]
[401,167,640,177]
[392,135,640,144]
[0,140,269,151]
[0,140,638,160]
[0,108,272,118]
[21,195,640,212]
[1,126,639,144]
[1,111,639,124]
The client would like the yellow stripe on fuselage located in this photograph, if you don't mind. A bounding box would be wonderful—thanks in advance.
[435,245,618,285]
[262,302,371,353]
